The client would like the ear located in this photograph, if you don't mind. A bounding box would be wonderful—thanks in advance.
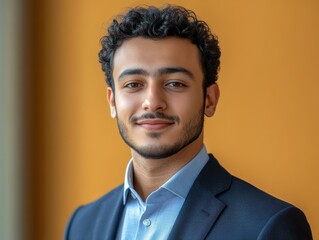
[107,87,117,118]
[204,83,220,117]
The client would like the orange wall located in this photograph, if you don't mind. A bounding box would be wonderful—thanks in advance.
[31,0,319,239]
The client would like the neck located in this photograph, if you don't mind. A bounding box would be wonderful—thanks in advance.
[131,137,203,201]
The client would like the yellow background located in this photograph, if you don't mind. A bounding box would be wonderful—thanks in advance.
[24,0,319,239]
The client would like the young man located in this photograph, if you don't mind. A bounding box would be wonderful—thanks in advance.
[65,5,312,239]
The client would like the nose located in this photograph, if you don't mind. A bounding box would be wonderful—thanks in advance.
[142,83,167,112]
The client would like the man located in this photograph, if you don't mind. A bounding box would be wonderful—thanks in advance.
[65,5,312,239]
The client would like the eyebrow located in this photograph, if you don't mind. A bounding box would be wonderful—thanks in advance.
[118,69,148,81]
[158,67,194,79]
[118,67,194,81]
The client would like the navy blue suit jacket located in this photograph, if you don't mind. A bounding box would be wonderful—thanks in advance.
[65,155,312,239]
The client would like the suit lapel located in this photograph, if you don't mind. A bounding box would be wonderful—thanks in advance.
[92,186,124,240]
[168,155,232,240]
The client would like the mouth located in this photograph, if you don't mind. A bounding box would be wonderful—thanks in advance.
[135,119,175,131]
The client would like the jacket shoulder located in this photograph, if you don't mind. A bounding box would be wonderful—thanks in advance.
[202,155,312,238]
[257,206,313,239]
[213,173,312,238]
[74,184,123,217]
[64,184,123,240]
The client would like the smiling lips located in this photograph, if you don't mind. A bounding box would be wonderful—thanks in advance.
[136,119,174,130]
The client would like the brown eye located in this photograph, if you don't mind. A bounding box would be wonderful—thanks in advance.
[125,82,143,88]
[166,82,186,88]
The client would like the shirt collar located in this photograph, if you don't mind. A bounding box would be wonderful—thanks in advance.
[123,159,134,204]
[123,145,209,204]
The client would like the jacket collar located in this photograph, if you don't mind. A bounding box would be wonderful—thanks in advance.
[92,186,124,240]
[91,154,232,240]
[168,154,232,240]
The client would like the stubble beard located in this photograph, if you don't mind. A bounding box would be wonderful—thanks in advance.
[116,108,205,159]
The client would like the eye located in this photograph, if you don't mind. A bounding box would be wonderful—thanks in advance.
[124,82,143,89]
[165,81,187,88]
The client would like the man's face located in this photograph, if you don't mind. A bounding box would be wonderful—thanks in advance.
[108,37,219,159]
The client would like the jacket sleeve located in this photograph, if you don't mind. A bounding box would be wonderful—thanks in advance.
[257,206,312,240]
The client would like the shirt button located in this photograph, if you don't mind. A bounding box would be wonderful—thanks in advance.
[143,219,151,227]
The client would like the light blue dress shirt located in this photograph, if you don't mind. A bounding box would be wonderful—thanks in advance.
[116,146,209,240]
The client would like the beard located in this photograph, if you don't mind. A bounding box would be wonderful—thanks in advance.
[116,108,204,159]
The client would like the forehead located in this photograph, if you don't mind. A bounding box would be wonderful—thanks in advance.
[112,37,203,79]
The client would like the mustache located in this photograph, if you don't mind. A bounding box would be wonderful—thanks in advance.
[131,112,180,124]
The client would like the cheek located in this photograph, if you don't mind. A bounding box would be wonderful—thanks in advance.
[174,90,203,112]
[115,94,140,118]
[171,96,202,123]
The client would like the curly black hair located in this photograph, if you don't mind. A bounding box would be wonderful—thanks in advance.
[98,5,221,90]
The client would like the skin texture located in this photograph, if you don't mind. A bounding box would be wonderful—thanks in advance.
[107,37,219,200]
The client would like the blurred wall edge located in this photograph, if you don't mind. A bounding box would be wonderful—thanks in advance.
[23,0,49,239]
[0,0,24,239]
